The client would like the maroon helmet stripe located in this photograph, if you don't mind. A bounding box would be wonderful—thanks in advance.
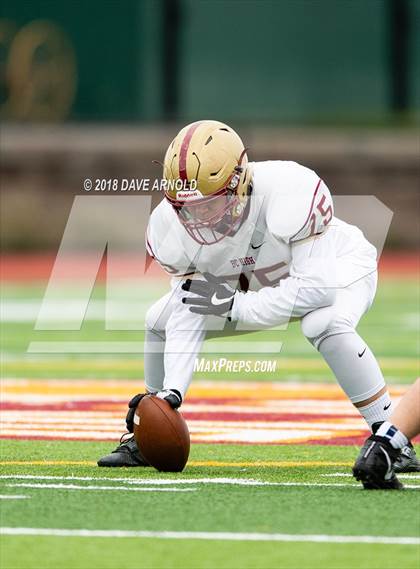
[178,122,202,182]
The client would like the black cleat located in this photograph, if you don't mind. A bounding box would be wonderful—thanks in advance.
[394,442,420,473]
[352,434,404,490]
[97,434,150,467]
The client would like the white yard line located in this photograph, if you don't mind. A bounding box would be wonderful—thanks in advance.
[322,473,420,480]
[0,475,274,486]
[5,483,196,493]
[1,475,419,489]
[0,475,363,488]
[0,495,28,500]
[0,527,418,545]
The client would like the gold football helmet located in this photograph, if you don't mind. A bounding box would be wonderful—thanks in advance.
[163,120,251,245]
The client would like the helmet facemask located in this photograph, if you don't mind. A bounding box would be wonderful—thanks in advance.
[166,165,249,245]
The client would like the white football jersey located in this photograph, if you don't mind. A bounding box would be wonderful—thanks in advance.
[143,160,379,397]
[146,161,375,292]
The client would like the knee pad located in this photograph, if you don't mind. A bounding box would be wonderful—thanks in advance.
[301,307,353,350]
[301,307,334,339]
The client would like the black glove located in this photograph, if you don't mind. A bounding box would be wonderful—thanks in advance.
[181,272,236,316]
[125,393,147,432]
[156,389,183,409]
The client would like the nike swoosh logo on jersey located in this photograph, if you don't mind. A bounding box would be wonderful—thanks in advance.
[383,402,391,411]
[251,242,265,249]
[211,292,230,306]
[358,347,366,358]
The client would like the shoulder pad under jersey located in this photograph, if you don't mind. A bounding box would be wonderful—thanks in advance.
[256,161,334,243]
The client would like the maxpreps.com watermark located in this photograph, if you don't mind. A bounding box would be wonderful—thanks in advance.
[83,178,198,192]
[194,358,277,373]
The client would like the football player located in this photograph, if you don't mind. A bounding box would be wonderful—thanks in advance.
[98,120,419,472]
[353,378,420,489]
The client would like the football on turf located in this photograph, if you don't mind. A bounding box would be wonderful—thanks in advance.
[133,395,190,472]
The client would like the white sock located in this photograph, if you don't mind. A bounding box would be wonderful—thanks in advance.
[376,421,409,449]
[357,392,394,428]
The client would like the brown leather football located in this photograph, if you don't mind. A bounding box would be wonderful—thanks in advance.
[133,395,190,472]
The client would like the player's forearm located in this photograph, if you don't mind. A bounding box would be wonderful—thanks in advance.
[231,273,336,327]
[163,327,205,399]
[162,282,207,398]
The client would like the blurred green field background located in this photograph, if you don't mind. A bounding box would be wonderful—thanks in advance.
[1,275,418,383]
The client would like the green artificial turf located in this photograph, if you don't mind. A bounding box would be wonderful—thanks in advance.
[2,538,418,569]
[1,441,419,569]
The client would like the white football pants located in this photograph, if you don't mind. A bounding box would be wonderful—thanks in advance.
[143,269,386,406]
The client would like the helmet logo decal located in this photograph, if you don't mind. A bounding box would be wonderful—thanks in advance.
[176,188,203,201]
[178,121,203,182]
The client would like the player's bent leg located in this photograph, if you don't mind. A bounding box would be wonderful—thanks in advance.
[301,274,393,422]
[316,330,419,473]
[301,306,392,426]
[317,331,393,425]
[302,322,407,486]
[301,295,419,475]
